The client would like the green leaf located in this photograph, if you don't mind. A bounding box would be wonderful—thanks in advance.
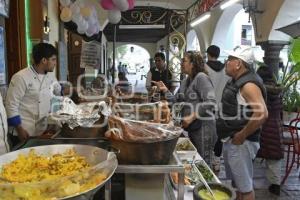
[290,38,300,64]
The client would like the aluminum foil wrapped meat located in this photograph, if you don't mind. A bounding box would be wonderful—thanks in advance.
[50,97,111,129]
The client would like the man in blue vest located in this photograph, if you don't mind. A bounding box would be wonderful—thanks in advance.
[217,46,268,200]
[146,52,173,93]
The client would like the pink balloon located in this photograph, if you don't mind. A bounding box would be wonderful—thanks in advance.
[128,0,135,10]
[100,0,116,10]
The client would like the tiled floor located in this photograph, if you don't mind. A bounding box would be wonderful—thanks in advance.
[218,158,300,199]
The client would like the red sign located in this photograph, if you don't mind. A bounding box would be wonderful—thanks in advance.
[196,0,223,16]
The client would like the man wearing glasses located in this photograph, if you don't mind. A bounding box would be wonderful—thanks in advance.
[217,46,268,200]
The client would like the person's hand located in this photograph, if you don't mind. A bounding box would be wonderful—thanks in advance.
[16,125,30,142]
[181,114,195,129]
[232,131,246,145]
[151,81,168,93]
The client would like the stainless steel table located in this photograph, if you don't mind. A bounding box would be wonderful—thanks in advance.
[105,153,185,200]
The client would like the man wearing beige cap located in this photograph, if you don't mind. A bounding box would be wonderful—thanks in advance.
[217,46,268,200]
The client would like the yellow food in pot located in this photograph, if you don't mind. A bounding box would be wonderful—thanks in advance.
[0,149,89,183]
[0,149,108,200]
[198,189,230,200]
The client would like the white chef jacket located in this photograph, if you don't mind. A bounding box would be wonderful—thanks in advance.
[5,67,61,137]
[0,93,9,155]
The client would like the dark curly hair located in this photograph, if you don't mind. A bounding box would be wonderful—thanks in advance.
[185,51,207,79]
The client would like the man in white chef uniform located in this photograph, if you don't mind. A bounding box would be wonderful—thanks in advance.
[5,43,62,147]
[0,93,9,155]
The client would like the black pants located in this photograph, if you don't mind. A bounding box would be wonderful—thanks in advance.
[213,138,223,157]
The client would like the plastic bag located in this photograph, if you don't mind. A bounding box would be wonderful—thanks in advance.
[113,101,171,124]
[105,115,183,142]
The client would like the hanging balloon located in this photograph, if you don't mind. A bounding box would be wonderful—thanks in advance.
[86,25,97,37]
[77,19,88,34]
[95,23,100,32]
[100,0,116,10]
[60,7,72,22]
[81,6,92,18]
[108,9,121,24]
[70,3,80,15]
[87,16,97,26]
[59,0,71,7]
[77,26,85,34]
[112,0,129,12]
[128,0,135,10]
[72,14,83,24]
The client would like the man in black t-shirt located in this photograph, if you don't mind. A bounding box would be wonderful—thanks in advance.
[146,52,173,92]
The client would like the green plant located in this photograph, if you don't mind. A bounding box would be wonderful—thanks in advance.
[283,84,300,112]
[280,38,300,112]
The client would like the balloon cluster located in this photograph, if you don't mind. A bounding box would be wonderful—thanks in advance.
[59,0,101,37]
[100,0,135,24]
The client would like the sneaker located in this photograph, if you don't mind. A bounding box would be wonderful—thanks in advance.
[268,184,280,196]
[212,156,221,172]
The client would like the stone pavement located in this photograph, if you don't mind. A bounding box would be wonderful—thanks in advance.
[218,158,300,200]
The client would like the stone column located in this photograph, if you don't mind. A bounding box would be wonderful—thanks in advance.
[257,41,289,78]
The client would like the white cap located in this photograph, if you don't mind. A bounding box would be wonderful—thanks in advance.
[224,45,255,64]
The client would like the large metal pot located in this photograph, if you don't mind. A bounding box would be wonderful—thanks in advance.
[0,144,118,200]
[110,133,180,165]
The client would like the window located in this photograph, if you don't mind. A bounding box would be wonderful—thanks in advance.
[241,25,252,46]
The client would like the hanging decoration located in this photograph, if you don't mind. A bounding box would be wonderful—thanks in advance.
[59,0,101,37]
[100,0,136,24]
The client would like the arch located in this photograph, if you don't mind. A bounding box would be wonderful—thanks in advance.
[186,30,200,51]
[211,4,243,53]
[210,4,267,62]
[111,44,151,72]
[108,44,151,92]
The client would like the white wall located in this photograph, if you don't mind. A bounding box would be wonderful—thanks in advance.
[48,0,59,46]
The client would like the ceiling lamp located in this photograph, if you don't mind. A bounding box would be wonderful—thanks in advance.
[190,13,211,27]
[220,0,240,10]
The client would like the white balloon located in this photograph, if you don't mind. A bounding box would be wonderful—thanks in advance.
[59,0,71,7]
[77,26,85,34]
[86,25,97,37]
[77,19,88,33]
[87,15,97,25]
[112,0,129,12]
[72,14,83,24]
[108,9,121,24]
[70,3,80,15]
[95,23,100,32]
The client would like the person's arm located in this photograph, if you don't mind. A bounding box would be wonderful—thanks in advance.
[151,81,177,103]
[145,71,152,91]
[232,83,268,145]
[181,74,216,128]
[5,74,29,141]
[194,74,217,117]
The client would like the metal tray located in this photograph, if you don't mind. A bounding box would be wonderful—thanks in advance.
[169,159,220,191]
[175,137,197,161]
